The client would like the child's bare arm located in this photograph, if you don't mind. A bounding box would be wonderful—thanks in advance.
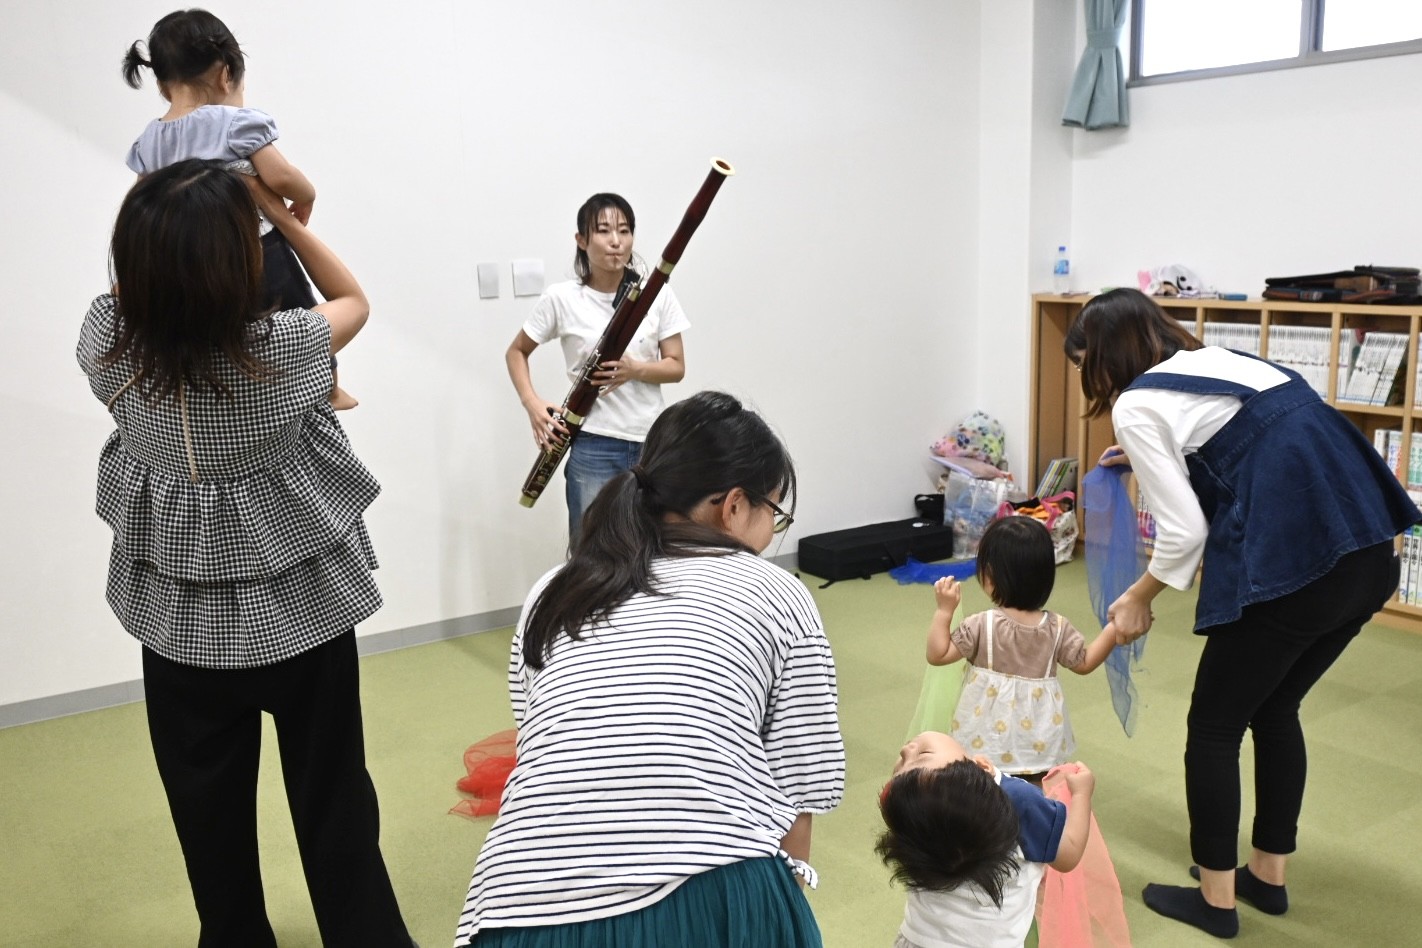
[1069,624,1118,675]
[247,177,364,351]
[250,143,316,221]
[1049,764,1095,872]
[926,577,965,666]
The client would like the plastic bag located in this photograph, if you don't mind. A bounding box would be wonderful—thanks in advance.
[1081,465,1150,736]
[944,472,1025,558]
[996,492,1078,565]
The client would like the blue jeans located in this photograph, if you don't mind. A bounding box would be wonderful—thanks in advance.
[564,432,641,548]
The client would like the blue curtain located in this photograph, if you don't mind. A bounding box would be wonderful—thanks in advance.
[1062,0,1130,130]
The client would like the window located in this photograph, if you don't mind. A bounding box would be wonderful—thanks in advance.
[1322,1,1422,52]
[1128,0,1422,84]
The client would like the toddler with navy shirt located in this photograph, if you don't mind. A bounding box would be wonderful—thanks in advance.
[877,731,1096,948]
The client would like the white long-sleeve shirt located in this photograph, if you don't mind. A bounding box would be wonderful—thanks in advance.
[1111,348,1289,590]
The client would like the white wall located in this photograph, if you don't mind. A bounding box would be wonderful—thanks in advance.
[975,1,1077,481]
[1071,52,1422,293]
[0,0,984,707]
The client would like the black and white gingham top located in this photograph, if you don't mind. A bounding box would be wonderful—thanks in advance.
[77,295,382,669]
[454,552,846,942]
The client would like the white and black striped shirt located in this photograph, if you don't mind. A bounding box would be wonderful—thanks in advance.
[454,552,845,943]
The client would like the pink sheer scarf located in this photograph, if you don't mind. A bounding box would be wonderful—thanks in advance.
[1035,764,1132,947]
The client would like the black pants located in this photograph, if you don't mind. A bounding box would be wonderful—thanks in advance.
[1185,542,1400,869]
[142,631,409,947]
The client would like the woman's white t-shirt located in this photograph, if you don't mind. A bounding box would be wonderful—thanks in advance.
[522,280,689,441]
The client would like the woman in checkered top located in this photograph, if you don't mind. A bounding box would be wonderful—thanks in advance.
[77,159,412,946]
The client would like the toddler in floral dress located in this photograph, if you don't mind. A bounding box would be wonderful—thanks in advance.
[923,517,1117,779]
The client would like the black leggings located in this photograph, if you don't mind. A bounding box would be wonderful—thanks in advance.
[1185,541,1399,869]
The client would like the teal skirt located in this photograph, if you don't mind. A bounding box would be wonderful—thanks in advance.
[470,857,823,948]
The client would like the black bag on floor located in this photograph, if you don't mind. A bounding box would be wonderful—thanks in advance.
[797,518,954,587]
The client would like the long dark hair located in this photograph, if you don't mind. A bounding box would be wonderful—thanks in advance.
[106,159,272,402]
[573,192,641,295]
[1063,288,1201,418]
[521,391,796,670]
[977,515,1055,611]
[876,760,1022,906]
[123,9,246,90]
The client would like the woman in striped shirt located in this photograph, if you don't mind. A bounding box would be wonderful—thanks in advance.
[456,391,846,948]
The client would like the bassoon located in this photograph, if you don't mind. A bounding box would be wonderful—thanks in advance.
[519,157,736,507]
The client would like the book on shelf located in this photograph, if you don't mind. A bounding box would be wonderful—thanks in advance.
[1202,321,1261,355]
[1340,334,1376,402]
[1340,331,1408,405]
[1402,526,1413,606]
[1034,457,1079,498]
[1267,324,1332,397]
[1404,525,1422,607]
[1340,329,1361,396]
[1373,427,1404,478]
[1404,527,1414,606]
[1373,335,1408,406]
[1414,527,1422,607]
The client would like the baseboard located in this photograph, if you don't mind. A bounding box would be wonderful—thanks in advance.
[0,606,522,731]
[0,678,151,730]
[2,556,803,731]
[352,606,523,658]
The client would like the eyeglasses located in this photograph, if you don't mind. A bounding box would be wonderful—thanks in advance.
[711,491,795,534]
[756,494,795,534]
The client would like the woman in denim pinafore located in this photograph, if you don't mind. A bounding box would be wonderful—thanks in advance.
[1065,289,1419,939]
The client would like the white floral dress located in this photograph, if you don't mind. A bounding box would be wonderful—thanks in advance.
[951,611,1075,774]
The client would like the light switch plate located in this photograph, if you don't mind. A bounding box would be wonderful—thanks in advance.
[477,263,500,299]
[512,259,545,297]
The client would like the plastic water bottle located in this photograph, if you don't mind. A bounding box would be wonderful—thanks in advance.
[1053,245,1070,294]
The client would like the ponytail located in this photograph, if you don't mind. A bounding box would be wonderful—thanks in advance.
[122,41,151,89]
[123,10,246,90]
[520,391,796,670]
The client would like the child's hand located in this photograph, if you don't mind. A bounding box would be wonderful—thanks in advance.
[1064,762,1095,799]
[289,199,314,225]
[934,576,961,614]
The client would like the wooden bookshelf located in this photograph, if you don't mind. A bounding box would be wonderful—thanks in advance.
[1029,293,1422,634]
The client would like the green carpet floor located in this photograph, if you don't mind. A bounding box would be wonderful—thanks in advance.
[3,558,1421,946]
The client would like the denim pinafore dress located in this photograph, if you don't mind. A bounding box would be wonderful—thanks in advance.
[952,611,1074,774]
[1123,356,1420,632]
